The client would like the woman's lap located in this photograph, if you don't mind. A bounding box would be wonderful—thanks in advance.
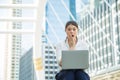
[55,70,74,80]
[55,69,90,80]
[75,70,90,80]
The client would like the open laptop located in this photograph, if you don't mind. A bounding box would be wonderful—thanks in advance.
[62,50,89,70]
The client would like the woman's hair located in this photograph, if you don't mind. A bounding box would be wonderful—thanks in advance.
[65,21,78,29]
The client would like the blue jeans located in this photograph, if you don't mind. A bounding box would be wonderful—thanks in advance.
[55,69,90,80]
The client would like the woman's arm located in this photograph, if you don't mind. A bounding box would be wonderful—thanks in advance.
[56,43,62,66]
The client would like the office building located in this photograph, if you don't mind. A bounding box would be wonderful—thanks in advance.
[19,48,36,80]
[77,0,120,79]
[19,44,58,80]
[20,32,58,80]
[4,0,22,80]
[42,44,58,80]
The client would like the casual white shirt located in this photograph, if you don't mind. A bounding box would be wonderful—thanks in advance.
[56,38,89,70]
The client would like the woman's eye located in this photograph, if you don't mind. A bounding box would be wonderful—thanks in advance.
[68,29,71,31]
[73,29,76,31]
[67,28,77,31]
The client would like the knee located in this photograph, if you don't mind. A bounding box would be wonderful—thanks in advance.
[65,71,74,80]
[75,70,90,80]
[75,70,84,76]
[55,70,74,80]
[65,70,74,77]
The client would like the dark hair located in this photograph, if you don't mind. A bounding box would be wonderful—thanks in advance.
[65,21,78,29]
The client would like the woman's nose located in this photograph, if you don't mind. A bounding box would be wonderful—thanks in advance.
[70,30,74,32]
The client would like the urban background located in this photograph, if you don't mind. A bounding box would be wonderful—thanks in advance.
[0,0,120,80]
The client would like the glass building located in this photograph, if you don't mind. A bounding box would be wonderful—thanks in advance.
[77,0,120,79]
[19,48,36,80]
[19,44,58,80]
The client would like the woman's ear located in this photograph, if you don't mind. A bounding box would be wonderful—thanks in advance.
[65,29,66,32]
[77,29,80,35]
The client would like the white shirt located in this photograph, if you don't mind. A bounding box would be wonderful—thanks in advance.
[56,38,89,70]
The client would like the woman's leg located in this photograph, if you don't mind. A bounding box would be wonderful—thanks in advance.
[64,70,74,80]
[55,70,74,80]
[75,70,90,80]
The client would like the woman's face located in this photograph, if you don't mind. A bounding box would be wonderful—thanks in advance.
[65,24,78,38]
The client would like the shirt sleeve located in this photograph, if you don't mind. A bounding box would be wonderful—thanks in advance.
[81,40,89,50]
[56,43,62,64]
[83,42,89,50]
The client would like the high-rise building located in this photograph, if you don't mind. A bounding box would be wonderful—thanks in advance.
[42,44,58,80]
[19,44,58,80]
[20,31,58,80]
[77,0,120,79]
[89,0,102,10]
[19,48,36,80]
[4,0,22,80]
[45,0,76,44]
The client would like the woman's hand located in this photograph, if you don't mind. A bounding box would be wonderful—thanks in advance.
[59,59,62,67]
[68,35,76,50]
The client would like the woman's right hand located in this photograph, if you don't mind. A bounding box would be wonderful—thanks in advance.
[59,59,62,67]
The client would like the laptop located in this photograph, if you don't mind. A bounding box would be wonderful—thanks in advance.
[62,50,89,70]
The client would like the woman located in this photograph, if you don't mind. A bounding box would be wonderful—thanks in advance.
[55,21,90,80]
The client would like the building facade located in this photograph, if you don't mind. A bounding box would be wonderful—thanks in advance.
[77,0,120,79]
[42,44,58,80]
[19,48,36,80]
[19,44,58,80]
[4,0,22,80]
